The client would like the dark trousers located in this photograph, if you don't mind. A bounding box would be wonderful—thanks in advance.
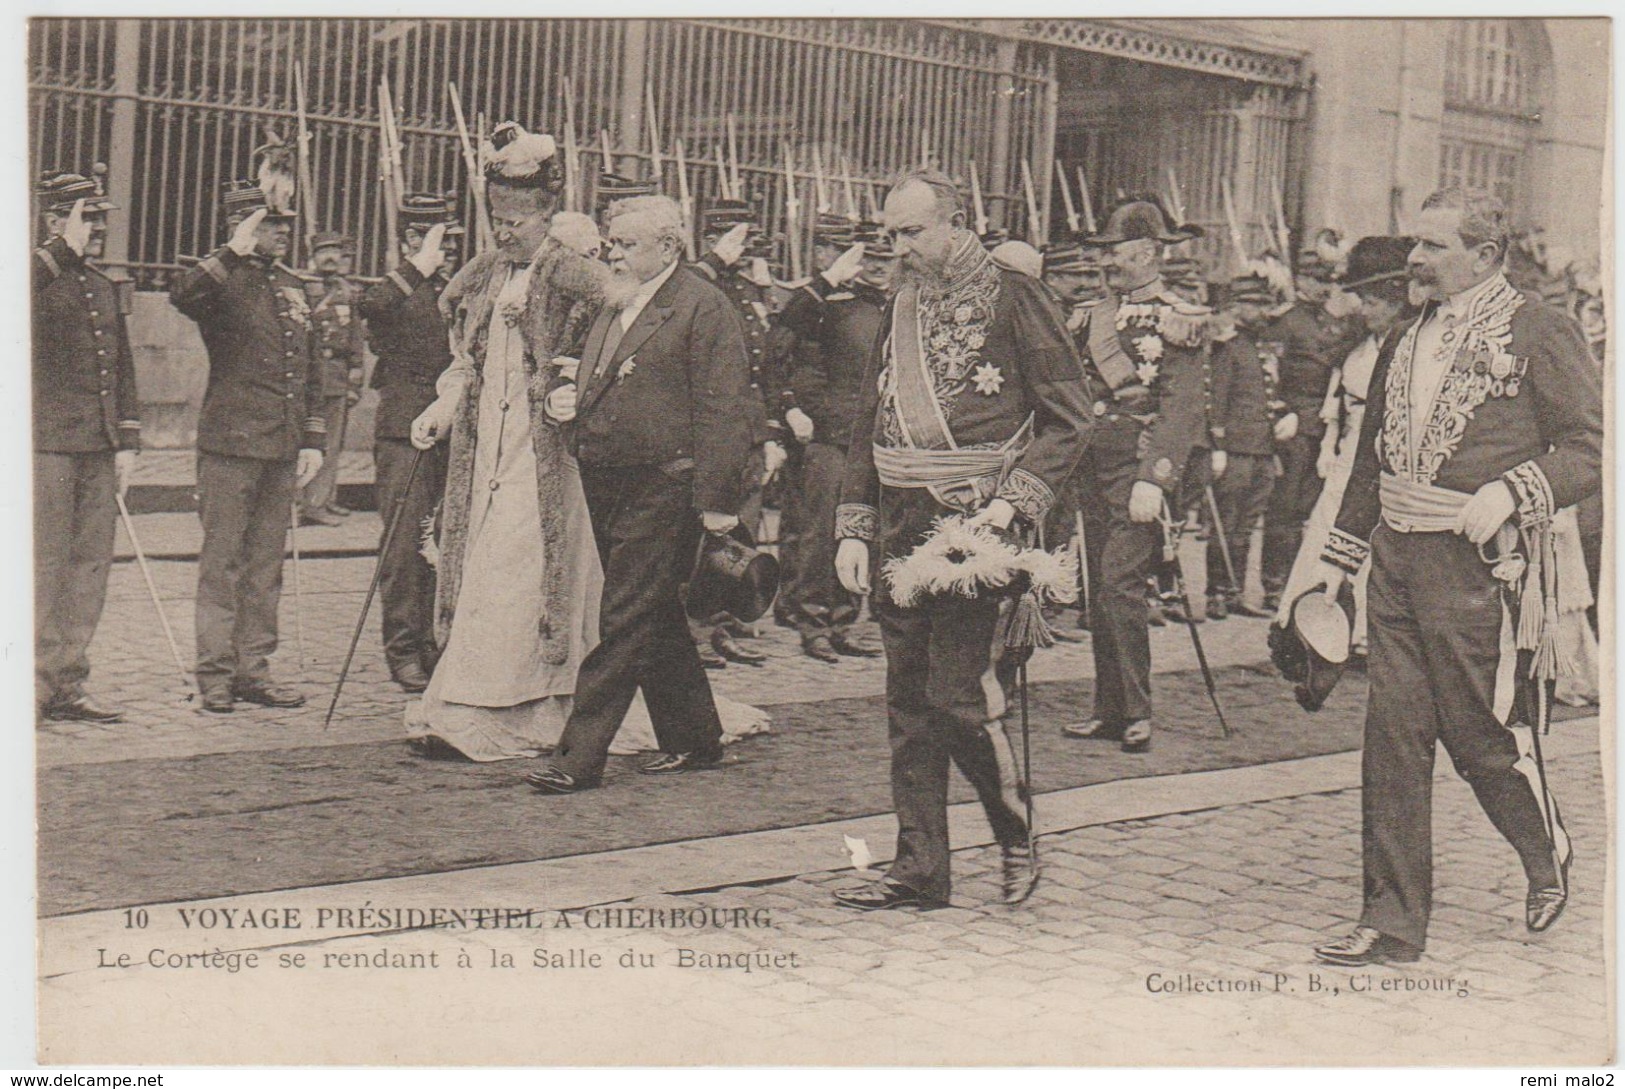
[783,442,858,636]
[375,438,446,675]
[1360,525,1564,948]
[1262,432,1324,593]
[35,451,116,707]
[195,453,297,692]
[553,463,724,780]
[1206,453,1275,598]
[1079,444,1158,724]
[302,395,348,511]
[876,593,1028,901]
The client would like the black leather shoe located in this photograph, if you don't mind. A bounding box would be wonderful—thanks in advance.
[44,694,125,723]
[326,502,353,516]
[712,630,767,665]
[802,635,841,664]
[392,662,431,694]
[230,681,306,708]
[639,749,725,775]
[298,506,345,528]
[1061,717,1122,741]
[525,764,598,794]
[1146,599,1168,627]
[833,878,931,911]
[407,735,469,761]
[697,641,727,669]
[829,630,882,657]
[1314,926,1422,966]
[1527,853,1572,932]
[1001,843,1041,905]
[1049,625,1088,643]
[1231,599,1272,618]
[200,689,235,714]
[1120,719,1153,753]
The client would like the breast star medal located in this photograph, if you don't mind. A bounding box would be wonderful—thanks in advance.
[971,361,1004,396]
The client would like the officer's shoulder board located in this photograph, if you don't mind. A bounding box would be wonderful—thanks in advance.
[1157,297,1212,348]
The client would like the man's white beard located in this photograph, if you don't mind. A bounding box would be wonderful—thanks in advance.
[603,272,642,310]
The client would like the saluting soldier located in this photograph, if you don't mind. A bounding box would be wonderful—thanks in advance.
[1060,201,1209,753]
[299,232,366,527]
[691,199,788,666]
[1309,188,1600,965]
[357,194,464,693]
[777,221,895,663]
[831,171,1093,910]
[1258,250,1360,609]
[169,182,326,714]
[1204,273,1285,619]
[32,168,141,723]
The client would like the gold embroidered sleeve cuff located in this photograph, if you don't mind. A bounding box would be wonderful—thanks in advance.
[1503,461,1555,530]
[1322,528,1369,575]
[835,503,879,542]
[303,416,328,434]
[996,468,1054,524]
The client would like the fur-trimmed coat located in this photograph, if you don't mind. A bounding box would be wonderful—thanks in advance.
[432,238,606,662]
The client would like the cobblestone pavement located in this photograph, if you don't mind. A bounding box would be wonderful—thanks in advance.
[39,719,1608,1065]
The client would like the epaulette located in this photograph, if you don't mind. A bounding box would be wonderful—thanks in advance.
[1157,300,1211,348]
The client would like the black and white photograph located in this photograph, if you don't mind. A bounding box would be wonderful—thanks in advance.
[16,10,1614,1071]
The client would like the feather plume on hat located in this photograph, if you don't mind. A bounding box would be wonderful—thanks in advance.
[1247,251,1296,303]
[253,132,297,215]
[481,122,560,190]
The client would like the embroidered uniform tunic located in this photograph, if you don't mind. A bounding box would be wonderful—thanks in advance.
[1319,272,1601,950]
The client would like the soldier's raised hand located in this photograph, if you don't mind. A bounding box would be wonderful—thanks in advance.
[62,199,91,256]
[822,242,866,287]
[409,223,449,277]
[227,208,269,256]
[711,222,750,267]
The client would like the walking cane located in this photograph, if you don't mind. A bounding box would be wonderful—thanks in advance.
[288,503,308,678]
[114,493,194,702]
[1204,484,1240,600]
[325,447,426,729]
[1159,500,1232,737]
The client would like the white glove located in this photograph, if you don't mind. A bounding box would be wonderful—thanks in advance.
[964,498,1016,532]
[545,384,578,423]
[835,538,871,595]
[821,242,866,287]
[710,223,750,267]
[785,407,815,445]
[1210,449,1228,479]
[762,440,787,484]
[552,356,581,381]
[701,511,740,535]
[62,199,91,256]
[411,397,457,450]
[408,223,449,277]
[1128,481,1164,524]
[295,448,324,488]
[113,449,137,499]
[227,208,269,257]
[1273,412,1300,443]
[1312,561,1347,606]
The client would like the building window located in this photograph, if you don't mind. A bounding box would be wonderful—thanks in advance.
[1439,19,1544,218]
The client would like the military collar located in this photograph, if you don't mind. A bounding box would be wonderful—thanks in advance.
[1123,278,1167,305]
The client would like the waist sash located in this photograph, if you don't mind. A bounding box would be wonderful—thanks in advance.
[1379,472,1471,533]
[874,416,1033,512]
[1085,296,1141,391]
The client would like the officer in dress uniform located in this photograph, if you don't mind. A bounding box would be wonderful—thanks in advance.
[691,198,788,666]
[170,181,326,714]
[1204,274,1284,619]
[1059,201,1209,753]
[832,171,1093,910]
[357,194,464,692]
[32,168,141,723]
[1258,250,1361,608]
[299,232,366,526]
[1309,189,1600,966]
[777,220,894,663]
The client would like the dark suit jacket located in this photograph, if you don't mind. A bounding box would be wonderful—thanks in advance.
[568,264,755,515]
[32,237,141,453]
[170,247,325,460]
[359,264,450,441]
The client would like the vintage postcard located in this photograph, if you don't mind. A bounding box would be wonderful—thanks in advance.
[21,11,1613,1069]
